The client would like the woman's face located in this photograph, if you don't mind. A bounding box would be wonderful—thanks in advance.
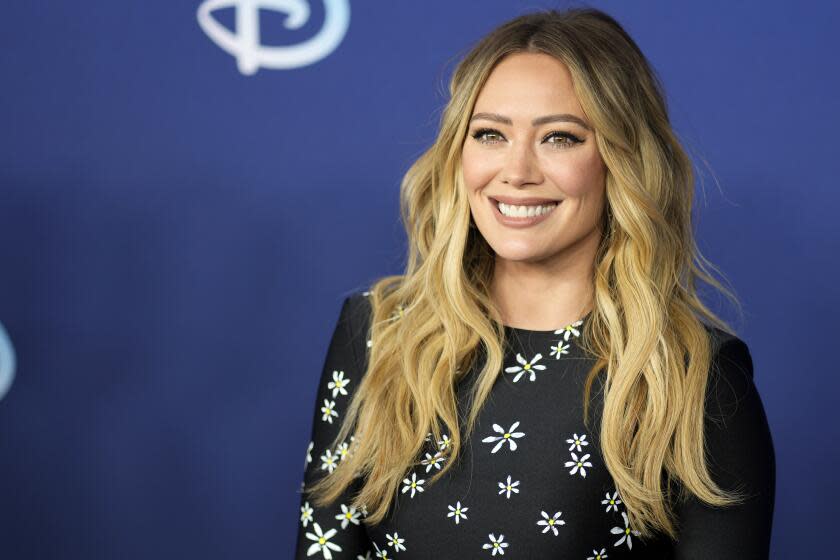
[461,52,607,264]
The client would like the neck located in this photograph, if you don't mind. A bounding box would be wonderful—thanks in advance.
[490,227,599,331]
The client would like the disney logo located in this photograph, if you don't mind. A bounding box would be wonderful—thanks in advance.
[197,0,350,75]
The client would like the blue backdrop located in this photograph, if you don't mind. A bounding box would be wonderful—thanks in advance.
[0,1,836,557]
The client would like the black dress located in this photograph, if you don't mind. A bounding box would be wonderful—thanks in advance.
[293,291,775,559]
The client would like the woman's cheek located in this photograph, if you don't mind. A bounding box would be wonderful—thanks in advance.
[461,155,495,192]
[544,160,603,197]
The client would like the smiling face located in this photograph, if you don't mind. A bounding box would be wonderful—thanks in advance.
[461,51,607,265]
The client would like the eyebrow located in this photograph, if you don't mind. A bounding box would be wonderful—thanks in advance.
[469,112,592,131]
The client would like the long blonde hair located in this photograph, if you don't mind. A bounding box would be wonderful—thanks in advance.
[306,7,745,539]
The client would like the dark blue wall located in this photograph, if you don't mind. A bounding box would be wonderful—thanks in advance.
[0,1,836,557]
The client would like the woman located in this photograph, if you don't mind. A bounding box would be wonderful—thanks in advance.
[294,7,775,559]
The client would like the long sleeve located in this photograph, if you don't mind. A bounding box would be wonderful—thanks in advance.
[293,294,372,559]
[671,335,776,559]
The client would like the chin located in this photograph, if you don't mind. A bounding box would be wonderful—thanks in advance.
[490,242,555,263]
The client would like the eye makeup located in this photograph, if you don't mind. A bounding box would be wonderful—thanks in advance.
[470,127,584,149]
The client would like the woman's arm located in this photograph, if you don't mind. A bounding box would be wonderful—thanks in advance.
[672,335,776,559]
[293,294,373,559]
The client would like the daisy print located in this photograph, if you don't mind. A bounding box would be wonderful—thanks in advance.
[438,434,452,452]
[390,304,405,322]
[447,501,469,524]
[421,450,445,472]
[565,452,592,477]
[327,370,350,398]
[357,552,373,560]
[373,542,390,559]
[335,503,361,529]
[536,510,565,536]
[386,532,406,552]
[401,472,425,498]
[320,399,338,424]
[497,475,520,499]
[602,490,622,512]
[611,511,642,550]
[304,522,342,559]
[482,422,526,453]
[300,501,313,527]
[566,433,588,452]
[482,533,509,556]
[504,353,547,383]
[305,440,314,466]
[320,449,338,474]
[554,319,583,341]
[549,339,570,359]
[348,435,362,458]
[587,548,608,559]
[335,441,350,461]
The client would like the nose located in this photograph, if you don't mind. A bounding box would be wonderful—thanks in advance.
[500,140,543,187]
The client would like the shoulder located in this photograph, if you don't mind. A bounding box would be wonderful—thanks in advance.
[706,326,753,378]
[699,325,775,491]
[670,325,776,556]
[335,290,374,371]
[702,326,759,420]
[340,290,373,333]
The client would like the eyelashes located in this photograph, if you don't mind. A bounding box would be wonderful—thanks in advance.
[470,127,584,149]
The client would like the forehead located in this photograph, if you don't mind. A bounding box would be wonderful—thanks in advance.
[473,52,582,116]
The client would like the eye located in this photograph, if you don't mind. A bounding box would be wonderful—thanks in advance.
[543,130,583,149]
[471,127,505,144]
[470,127,584,149]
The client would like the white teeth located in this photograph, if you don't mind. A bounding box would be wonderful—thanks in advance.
[498,201,558,218]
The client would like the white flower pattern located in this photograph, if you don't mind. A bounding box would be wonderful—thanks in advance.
[536,510,565,535]
[305,441,314,466]
[447,501,469,524]
[304,522,342,559]
[554,319,583,341]
[320,449,338,474]
[300,501,313,527]
[611,511,642,549]
[481,421,526,453]
[335,503,361,529]
[385,531,405,552]
[566,432,588,452]
[497,475,520,499]
[549,339,570,359]
[602,490,622,512]
[482,533,509,555]
[320,398,338,424]
[335,441,350,461]
[401,472,425,498]
[421,450,445,472]
[295,297,711,557]
[565,452,593,477]
[327,370,350,397]
[504,352,547,382]
[372,542,390,559]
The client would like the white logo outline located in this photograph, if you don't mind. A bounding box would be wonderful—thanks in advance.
[197,0,351,75]
[0,321,15,401]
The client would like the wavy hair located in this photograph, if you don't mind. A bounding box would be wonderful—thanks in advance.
[305,7,745,539]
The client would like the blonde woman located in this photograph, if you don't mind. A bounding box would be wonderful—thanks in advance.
[294,7,774,559]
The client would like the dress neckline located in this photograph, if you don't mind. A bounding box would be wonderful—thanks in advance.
[502,309,593,337]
